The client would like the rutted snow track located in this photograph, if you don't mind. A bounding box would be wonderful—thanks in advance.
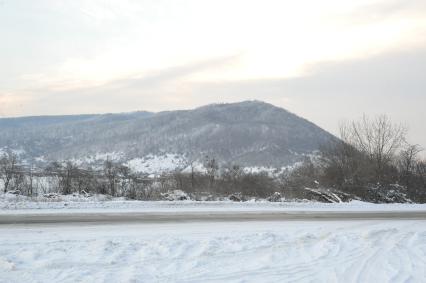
[1,220,425,282]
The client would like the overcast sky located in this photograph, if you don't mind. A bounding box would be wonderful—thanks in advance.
[1,0,425,148]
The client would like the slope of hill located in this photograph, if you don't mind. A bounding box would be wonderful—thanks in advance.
[0,101,336,170]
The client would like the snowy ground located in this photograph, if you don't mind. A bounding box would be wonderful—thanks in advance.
[1,220,426,282]
[2,194,426,282]
[2,193,426,214]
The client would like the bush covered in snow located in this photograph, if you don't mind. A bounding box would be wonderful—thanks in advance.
[161,190,189,201]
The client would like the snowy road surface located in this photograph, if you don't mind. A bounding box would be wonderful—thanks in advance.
[1,220,426,283]
[1,211,426,225]
[2,201,426,282]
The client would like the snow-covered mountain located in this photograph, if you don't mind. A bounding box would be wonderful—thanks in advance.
[0,101,336,170]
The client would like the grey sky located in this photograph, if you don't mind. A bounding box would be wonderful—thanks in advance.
[0,0,425,149]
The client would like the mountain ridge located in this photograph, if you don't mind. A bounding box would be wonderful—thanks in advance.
[0,101,336,170]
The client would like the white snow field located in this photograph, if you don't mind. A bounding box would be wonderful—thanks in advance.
[2,194,426,282]
[2,193,426,214]
[1,220,426,283]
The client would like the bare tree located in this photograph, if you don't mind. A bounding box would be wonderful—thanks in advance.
[117,164,132,196]
[204,156,219,189]
[27,164,34,196]
[222,164,243,195]
[188,160,197,192]
[45,161,80,195]
[398,144,423,186]
[340,115,406,181]
[104,159,118,196]
[0,150,19,193]
[416,160,426,188]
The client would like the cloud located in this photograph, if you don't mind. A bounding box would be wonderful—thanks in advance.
[1,41,425,150]
[184,44,425,99]
[181,45,426,148]
[3,54,240,115]
[334,0,426,25]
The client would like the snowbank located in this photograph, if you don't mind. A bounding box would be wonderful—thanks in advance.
[1,193,426,214]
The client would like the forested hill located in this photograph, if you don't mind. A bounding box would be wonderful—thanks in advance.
[0,101,335,168]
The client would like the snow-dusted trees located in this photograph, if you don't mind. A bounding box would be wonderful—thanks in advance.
[222,164,243,195]
[0,150,19,193]
[45,161,82,195]
[309,115,426,202]
[204,156,219,188]
[104,160,118,196]
[0,112,424,203]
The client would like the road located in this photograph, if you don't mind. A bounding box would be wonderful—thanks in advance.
[1,211,426,225]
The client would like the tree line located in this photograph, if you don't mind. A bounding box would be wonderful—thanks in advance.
[1,115,425,203]
[0,152,281,201]
[283,115,426,202]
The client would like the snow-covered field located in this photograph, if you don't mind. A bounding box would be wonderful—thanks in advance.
[1,220,426,282]
[2,194,426,282]
[2,193,426,214]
